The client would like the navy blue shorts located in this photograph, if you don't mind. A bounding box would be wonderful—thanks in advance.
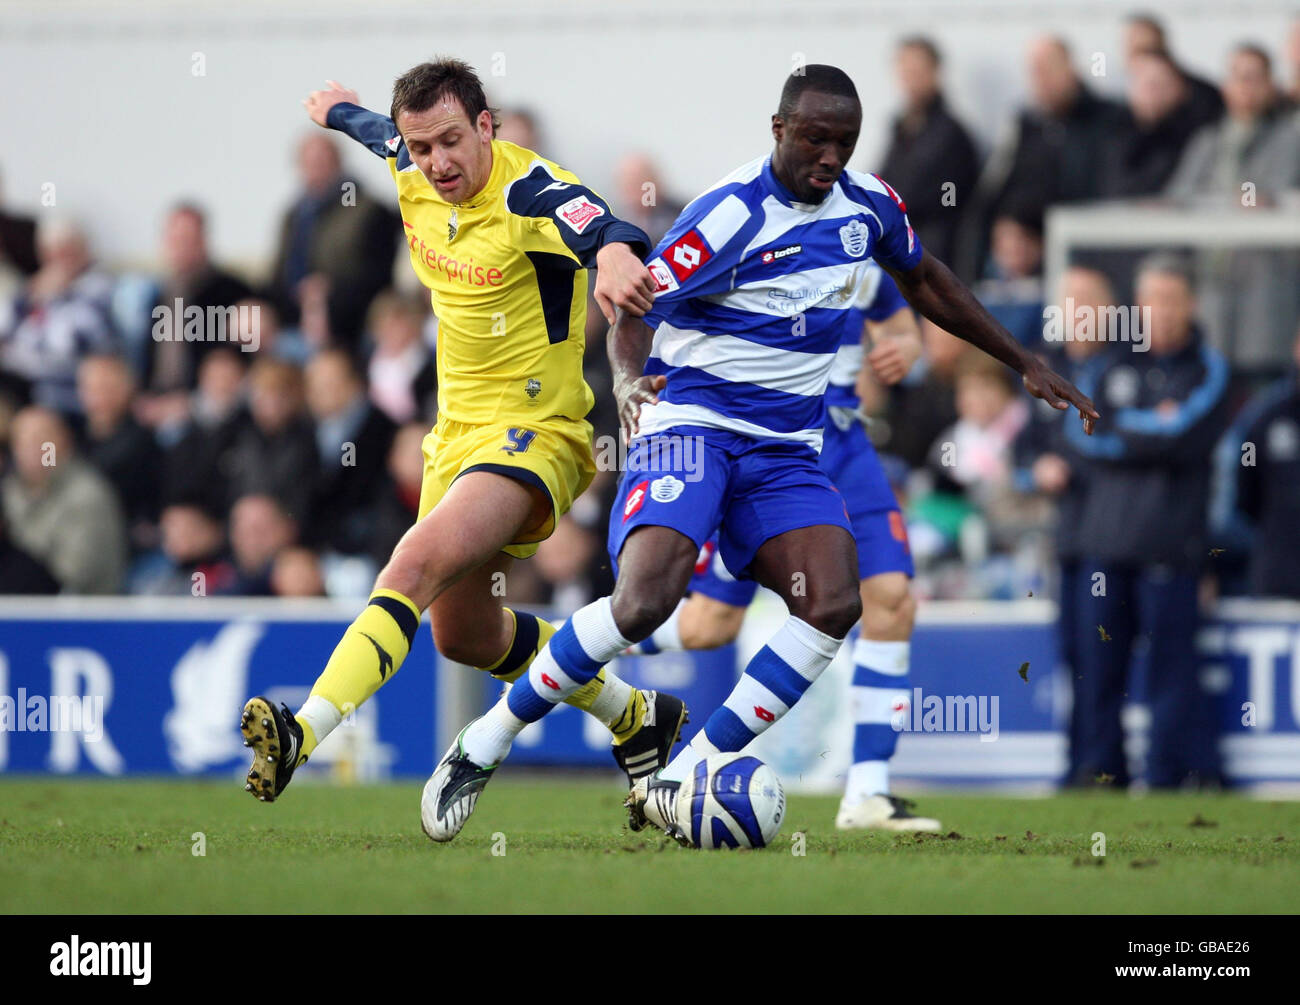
[607,426,853,581]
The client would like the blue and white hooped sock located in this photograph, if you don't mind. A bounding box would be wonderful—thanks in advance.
[661,616,843,781]
[843,637,910,805]
[461,597,630,767]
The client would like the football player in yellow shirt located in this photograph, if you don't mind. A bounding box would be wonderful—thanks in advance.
[240,59,688,837]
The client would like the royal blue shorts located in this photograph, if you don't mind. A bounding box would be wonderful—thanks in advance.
[687,413,913,606]
[607,425,853,582]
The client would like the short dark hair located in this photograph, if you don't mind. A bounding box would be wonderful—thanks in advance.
[777,64,860,119]
[898,36,942,68]
[168,201,206,228]
[390,57,500,130]
[1233,42,1272,76]
[1126,11,1167,49]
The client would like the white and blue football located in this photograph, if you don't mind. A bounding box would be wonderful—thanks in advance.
[673,753,785,849]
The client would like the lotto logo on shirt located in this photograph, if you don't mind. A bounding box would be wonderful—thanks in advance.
[665,230,711,281]
[556,195,605,234]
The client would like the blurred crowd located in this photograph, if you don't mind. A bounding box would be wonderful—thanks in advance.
[1,13,1299,615]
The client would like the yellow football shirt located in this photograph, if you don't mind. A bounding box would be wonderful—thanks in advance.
[327,103,650,426]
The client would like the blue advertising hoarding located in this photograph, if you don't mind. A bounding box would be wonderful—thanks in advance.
[1,596,1297,789]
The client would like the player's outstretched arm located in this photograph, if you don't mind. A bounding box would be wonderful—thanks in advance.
[883,250,1100,433]
[302,80,399,158]
[608,310,665,444]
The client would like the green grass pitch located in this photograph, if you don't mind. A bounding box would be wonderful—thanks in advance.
[2,775,1297,913]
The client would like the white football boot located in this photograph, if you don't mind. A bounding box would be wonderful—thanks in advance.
[625,773,689,844]
[420,722,498,843]
[836,794,941,832]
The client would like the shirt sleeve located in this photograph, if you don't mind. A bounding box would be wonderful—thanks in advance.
[325,102,406,162]
[866,174,924,273]
[642,188,755,327]
[863,269,910,321]
[504,163,650,268]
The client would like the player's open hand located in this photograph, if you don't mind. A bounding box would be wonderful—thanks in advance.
[595,243,657,324]
[1021,358,1100,434]
[615,374,666,444]
[303,80,360,127]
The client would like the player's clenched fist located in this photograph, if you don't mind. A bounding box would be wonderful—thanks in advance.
[303,80,360,127]
[614,374,667,444]
[866,335,921,386]
[594,243,658,324]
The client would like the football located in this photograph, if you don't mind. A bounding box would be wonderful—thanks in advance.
[673,753,785,849]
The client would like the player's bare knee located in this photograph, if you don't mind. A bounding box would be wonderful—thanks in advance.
[610,586,680,643]
[433,629,496,668]
[681,599,744,649]
[862,575,915,638]
[799,585,862,640]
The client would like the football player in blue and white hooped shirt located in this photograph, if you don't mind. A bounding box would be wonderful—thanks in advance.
[624,262,942,833]
[438,64,1098,840]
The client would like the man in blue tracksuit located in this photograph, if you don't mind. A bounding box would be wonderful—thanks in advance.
[1064,253,1230,788]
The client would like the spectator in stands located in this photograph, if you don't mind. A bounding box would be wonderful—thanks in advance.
[220,493,298,596]
[919,350,1033,549]
[0,219,117,416]
[1063,253,1229,789]
[958,36,1125,280]
[876,317,962,469]
[1,405,126,593]
[130,498,236,596]
[495,108,543,151]
[1123,11,1224,130]
[1224,325,1300,598]
[161,347,247,512]
[1167,44,1300,199]
[1104,49,1207,196]
[0,168,38,287]
[534,514,601,616]
[973,201,1045,346]
[1287,15,1300,107]
[877,36,980,267]
[138,203,250,409]
[1016,265,1114,785]
[304,347,396,554]
[236,296,311,366]
[369,421,426,568]
[271,546,327,597]
[365,290,435,425]
[0,509,59,594]
[1166,44,1300,378]
[226,357,318,522]
[76,354,162,551]
[269,133,401,348]
[613,152,686,246]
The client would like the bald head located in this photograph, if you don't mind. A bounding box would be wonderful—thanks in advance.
[10,405,73,487]
[1027,36,1079,115]
[297,133,342,195]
